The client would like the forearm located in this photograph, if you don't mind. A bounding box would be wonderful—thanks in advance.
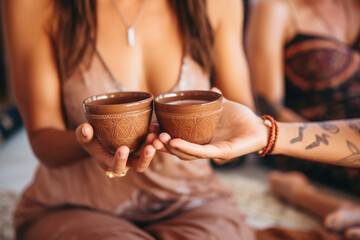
[273,119,360,167]
[30,128,89,168]
[256,96,307,122]
[277,107,308,122]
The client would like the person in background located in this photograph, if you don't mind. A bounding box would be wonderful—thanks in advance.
[244,0,360,238]
[246,0,360,209]
[3,0,256,239]
[154,90,360,240]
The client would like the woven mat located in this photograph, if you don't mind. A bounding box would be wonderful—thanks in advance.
[0,189,17,240]
[217,172,321,230]
[0,175,321,240]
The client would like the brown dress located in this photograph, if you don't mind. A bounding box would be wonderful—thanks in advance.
[14,50,255,240]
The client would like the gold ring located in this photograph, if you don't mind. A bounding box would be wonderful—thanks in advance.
[106,167,130,178]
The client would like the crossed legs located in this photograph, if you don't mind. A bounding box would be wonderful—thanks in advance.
[269,171,360,239]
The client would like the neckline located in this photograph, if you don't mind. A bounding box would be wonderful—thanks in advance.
[94,47,186,93]
[285,31,360,49]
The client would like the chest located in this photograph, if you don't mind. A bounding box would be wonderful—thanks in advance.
[96,0,183,96]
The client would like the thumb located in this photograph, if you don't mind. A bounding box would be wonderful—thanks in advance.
[210,87,227,103]
[75,123,94,144]
[210,87,222,94]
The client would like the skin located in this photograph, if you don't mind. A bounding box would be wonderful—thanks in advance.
[154,91,360,167]
[243,1,360,237]
[3,0,253,175]
[246,0,360,122]
[154,90,360,239]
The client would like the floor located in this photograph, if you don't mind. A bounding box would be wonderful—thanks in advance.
[1,128,360,239]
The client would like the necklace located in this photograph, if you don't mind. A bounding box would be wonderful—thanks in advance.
[310,0,349,41]
[112,0,148,47]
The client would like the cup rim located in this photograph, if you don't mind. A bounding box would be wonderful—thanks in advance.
[83,91,153,114]
[154,90,223,114]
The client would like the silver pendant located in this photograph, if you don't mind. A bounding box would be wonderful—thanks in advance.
[127,27,135,47]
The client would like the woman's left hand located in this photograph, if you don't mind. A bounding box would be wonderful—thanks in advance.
[76,123,160,177]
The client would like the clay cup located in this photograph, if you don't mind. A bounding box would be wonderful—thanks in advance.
[83,91,153,153]
[155,90,223,144]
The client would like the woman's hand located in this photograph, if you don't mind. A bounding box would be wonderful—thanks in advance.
[75,123,158,177]
[153,94,269,165]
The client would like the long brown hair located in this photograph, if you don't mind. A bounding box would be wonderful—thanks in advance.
[53,0,214,79]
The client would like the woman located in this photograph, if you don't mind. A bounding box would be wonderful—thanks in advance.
[155,91,360,239]
[246,0,360,193]
[3,0,255,239]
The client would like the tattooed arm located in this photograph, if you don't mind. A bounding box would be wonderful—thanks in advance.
[153,94,360,168]
[274,120,360,167]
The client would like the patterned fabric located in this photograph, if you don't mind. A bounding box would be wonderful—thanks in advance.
[284,34,360,121]
[268,33,360,193]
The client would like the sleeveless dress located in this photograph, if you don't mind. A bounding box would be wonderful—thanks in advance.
[13,49,255,240]
[267,31,360,193]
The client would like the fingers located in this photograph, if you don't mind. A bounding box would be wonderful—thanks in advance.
[75,123,115,167]
[112,146,129,174]
[149,123,161,133]
[153,132,171,151]
[75,123,94,144]
[345,227,360,240]
[131,144,156,172]
[212,158,227,165]
[152,133,197,160]
[210,87,222,94]
[168,138,223,159]
[210,87,227,104]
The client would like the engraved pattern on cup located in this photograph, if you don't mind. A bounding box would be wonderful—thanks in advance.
[156,108,222,144]
[86,109,152,152]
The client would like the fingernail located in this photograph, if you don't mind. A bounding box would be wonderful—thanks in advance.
[146,149,154,158]
[81,126,87,137]
[118,151,127,159]
[159,133,170,141]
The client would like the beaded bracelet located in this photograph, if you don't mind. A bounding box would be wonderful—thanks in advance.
[258,115,279,157]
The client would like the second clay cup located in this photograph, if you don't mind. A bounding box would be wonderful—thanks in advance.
[155,90,223,144]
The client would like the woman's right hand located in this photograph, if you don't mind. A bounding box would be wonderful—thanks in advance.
[153,96,269,164]
[75,123,157,177]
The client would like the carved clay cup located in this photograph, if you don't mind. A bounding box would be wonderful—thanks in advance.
[83,91,153,153]
[155,90,223,144]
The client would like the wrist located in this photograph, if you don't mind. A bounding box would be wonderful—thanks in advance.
[257,115,279,157]
[270,122,286,155]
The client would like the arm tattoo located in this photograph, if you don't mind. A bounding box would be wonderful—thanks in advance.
[318,122,339,134]
[347,122,360,136]
[337,141,360,165]
[290,124,308,144]
[305,133,330,150]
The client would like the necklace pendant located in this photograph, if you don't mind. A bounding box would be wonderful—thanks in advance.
[127,27,135,47]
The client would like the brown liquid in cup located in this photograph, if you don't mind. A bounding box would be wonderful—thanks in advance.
[168,100,209,106]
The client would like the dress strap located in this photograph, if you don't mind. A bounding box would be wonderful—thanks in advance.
[94,48,126,91]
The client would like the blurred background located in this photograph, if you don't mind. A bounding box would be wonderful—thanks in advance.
[1,0,359,240]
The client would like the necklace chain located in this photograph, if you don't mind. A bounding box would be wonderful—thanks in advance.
[112,0,148,47]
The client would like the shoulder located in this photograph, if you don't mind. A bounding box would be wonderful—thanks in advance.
[3,0,54,37]
[207,0,243,31]
[251,0,291,22]
[247,0,295,42]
